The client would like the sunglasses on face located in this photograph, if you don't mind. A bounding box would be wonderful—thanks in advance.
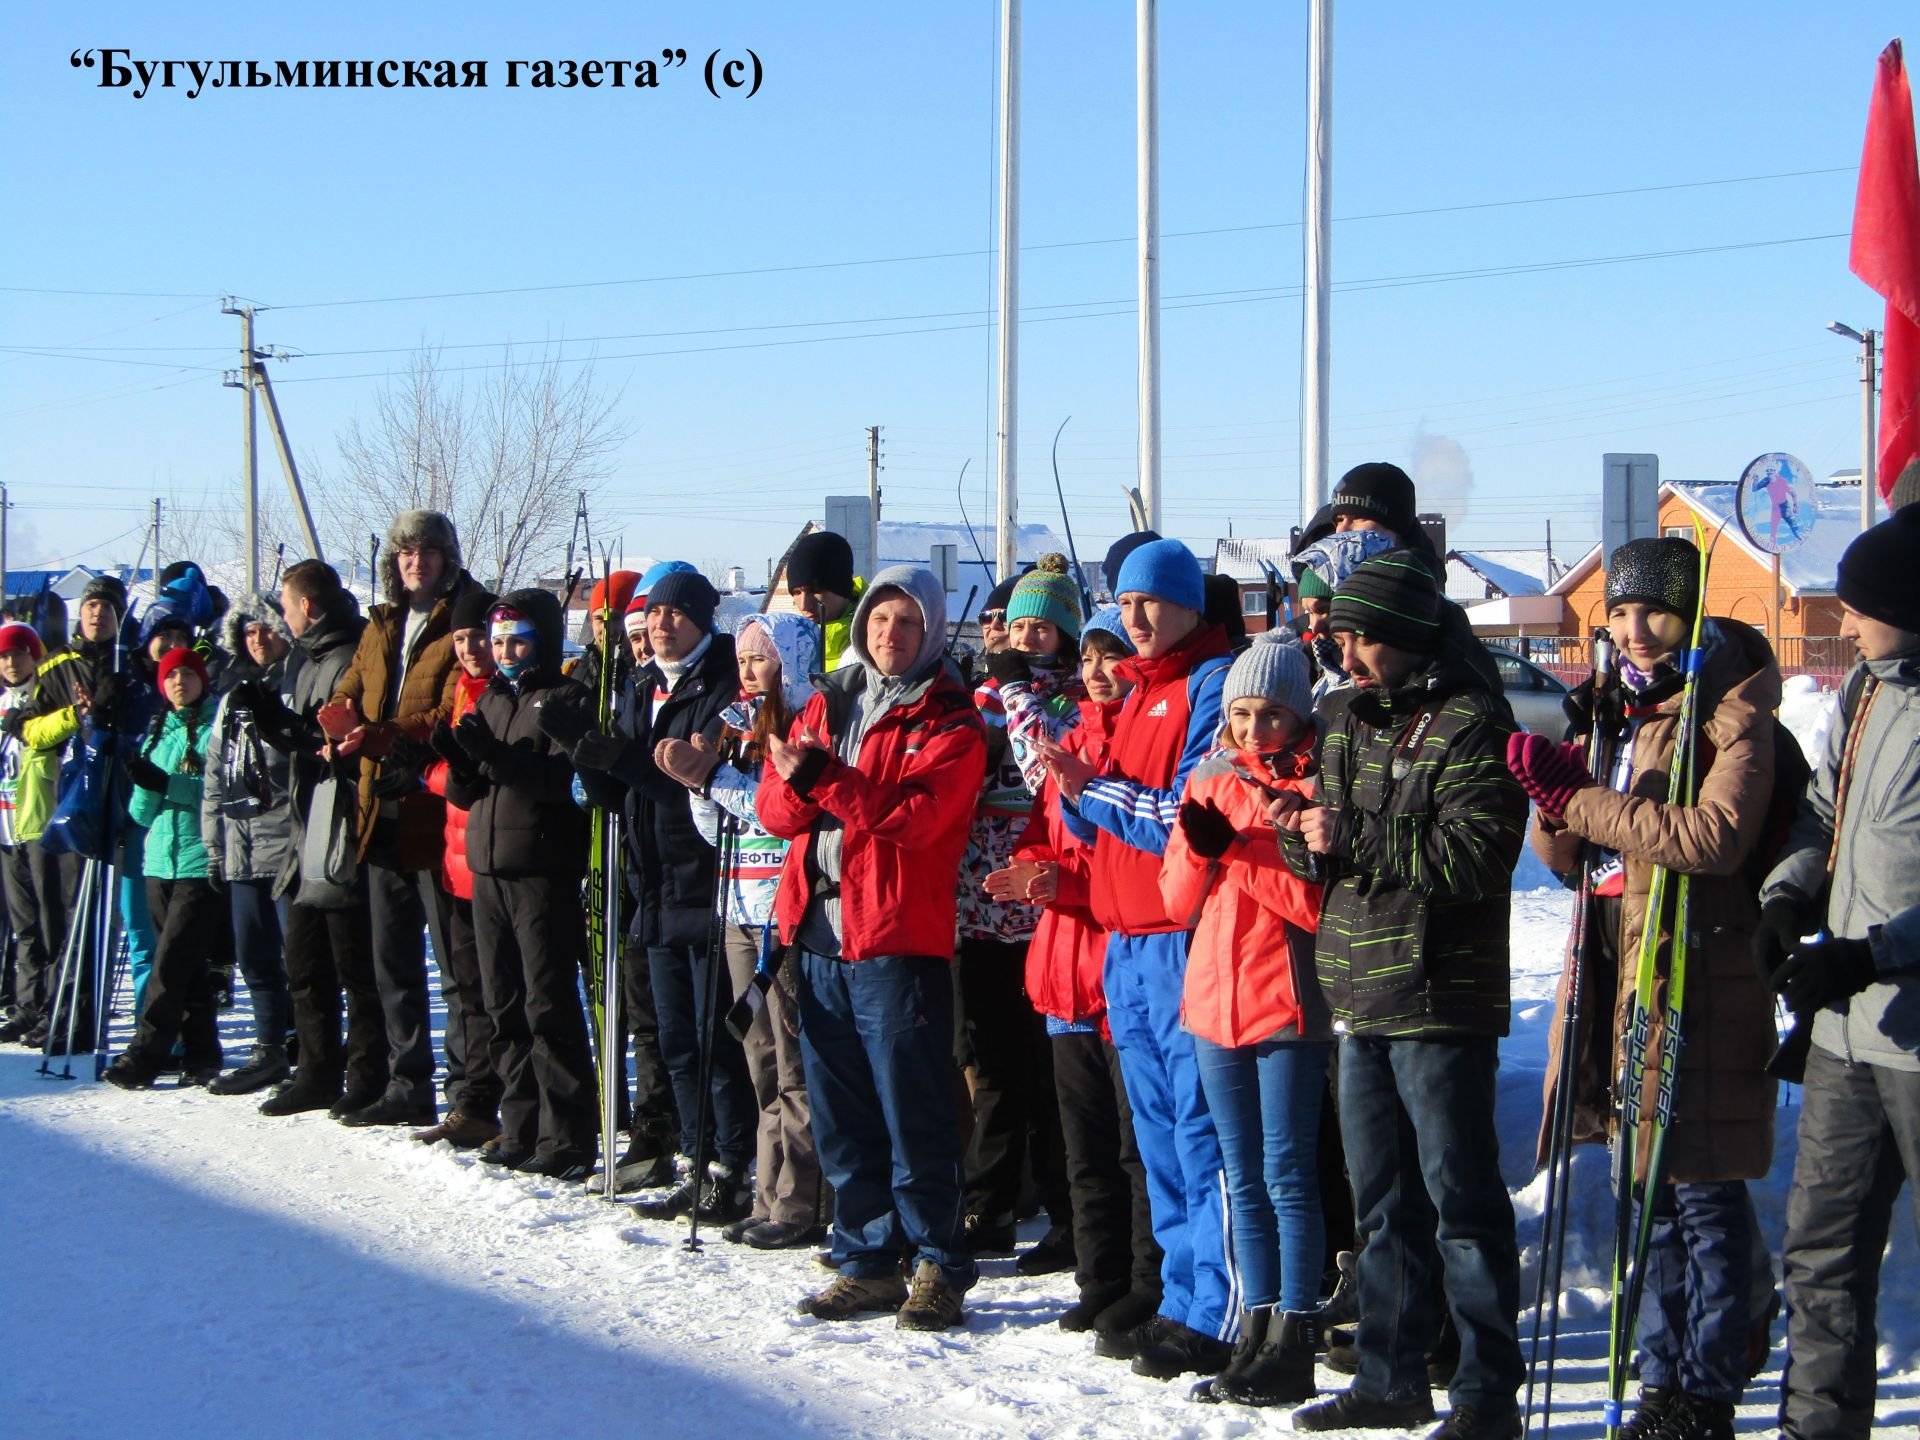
[979,611,1008,626]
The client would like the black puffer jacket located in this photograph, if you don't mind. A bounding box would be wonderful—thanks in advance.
[580,629,737,948]
[1283,641,1527,1038]
[457,588,589,878]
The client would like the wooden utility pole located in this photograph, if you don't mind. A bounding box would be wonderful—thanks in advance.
[152,497,163,587]
[1137,0,1162,531]
[222,297,324,567]
[994,0,1020,584]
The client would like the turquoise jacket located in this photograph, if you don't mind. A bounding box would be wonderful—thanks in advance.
[128,699,214,880]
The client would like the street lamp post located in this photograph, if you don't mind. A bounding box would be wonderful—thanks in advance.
[1828,321,1879,532]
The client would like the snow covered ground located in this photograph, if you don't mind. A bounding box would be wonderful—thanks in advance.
[6,884,1917,1438]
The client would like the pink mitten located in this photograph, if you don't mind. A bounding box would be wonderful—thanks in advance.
[1506,731,1591,819]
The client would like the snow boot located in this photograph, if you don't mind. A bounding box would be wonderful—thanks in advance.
[513,1151,592,1182]
[259,1080,340,1117]
[103,1052,163,1090]
[337,1093,436,1128]
[178,1056,225,1088]
[694,1164,752,1224]
[327,1087,383,1121]
[1015,1223,1077,1276]
[1424,1404,1523,1440]
[209,1044,291,1096]
[797,1272,909,1321]
[744,1220,827,1251]
[1614,1386,1677,1440]
[1058,1283,1130,1334]
[411,1110,502,1148]
[635,1156,699,1219]
[1293,1388,1436,1433]
[1132,1319,1234,1381]
[1192,1307,1274,1403]
[1319,1249,1358,1332]
[962,1211,1017,1256]
[896,1260,966,1332]
[1646,1392,1733,1440]
[1205,1308,1320,1406]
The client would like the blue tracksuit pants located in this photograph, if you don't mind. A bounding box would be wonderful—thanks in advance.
[1102,929,1238,1340]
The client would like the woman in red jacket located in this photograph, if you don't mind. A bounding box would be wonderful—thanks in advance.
[1159,632,1327,1407]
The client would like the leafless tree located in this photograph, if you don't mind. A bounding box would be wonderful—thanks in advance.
[322,347,628,592]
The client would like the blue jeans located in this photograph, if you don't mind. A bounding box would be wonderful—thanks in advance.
[1103,931,1237,1340]
[1637,1180,1753,1403]
[1193,1035,1331,1312]
[230,878,291,1046]
[795,950,974,1289]
[1340,1034,1524,1412]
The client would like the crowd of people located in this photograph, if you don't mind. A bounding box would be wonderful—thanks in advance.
[0,469,1915,1440]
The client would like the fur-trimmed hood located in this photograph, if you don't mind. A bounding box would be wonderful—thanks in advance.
[223,591,293,654]
[380,509,465,607]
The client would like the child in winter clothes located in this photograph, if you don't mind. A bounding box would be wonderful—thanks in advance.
[1514,537,1780,1440]
[0,623,58,1042]
[413,586,503,1150]
[1160,632,1328,1407]
[445,590,598,1178]
[105,648,225,1088]
[657,609,830,1249]
[992,606,1164,1336]
[958,553,1082,1262]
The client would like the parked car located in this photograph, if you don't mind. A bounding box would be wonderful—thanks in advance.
[1491,650,1571,736]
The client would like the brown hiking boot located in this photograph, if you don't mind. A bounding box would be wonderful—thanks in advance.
[896,1260,966,1332]
[796,1272,908,1321]
[414,1111,502,1148]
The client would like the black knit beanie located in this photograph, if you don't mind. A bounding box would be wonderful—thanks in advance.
[1327,551,1443,653]
[645,570,721,633]
[1101,531,1162,595]
[1837,502,1920,633]
[1330,462,1418,537]
[450,587,498,634]
[984,575,1019,614]
[1605,538,1700,624]
[788,531,856,598]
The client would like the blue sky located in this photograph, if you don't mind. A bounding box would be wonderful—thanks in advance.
[2,2,1910,579]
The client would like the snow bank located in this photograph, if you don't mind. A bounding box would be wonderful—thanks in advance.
[6,889,1919,1437]
[1779,672,1840,765]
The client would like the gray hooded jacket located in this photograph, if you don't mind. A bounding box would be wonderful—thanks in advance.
[1762,649,1920,1070]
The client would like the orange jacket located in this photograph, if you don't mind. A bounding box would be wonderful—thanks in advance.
[421,670,489,900]
[1160,738,1326,1048]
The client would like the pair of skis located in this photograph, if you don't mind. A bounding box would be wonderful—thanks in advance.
[580,554,625,1199]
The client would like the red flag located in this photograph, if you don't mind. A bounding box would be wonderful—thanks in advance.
[1851,39,1920,500]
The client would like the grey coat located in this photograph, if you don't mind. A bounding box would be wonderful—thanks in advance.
[1762,650,1920,1070]
[200,655,295,883]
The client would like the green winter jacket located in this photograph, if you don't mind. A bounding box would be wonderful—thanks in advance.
[1283,644,1526,1039]
[128,699,214,880]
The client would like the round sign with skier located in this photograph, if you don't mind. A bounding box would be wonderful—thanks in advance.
[1735,452,1817,555]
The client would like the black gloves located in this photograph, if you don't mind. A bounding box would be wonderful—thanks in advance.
[453,710,503,764]
[1769,935,1879,1016]
[535,694,592,750]
[785,746,831,801]
[571,729,630,773]
[1178,798,1237,860]
[88,671,123,726]
[429,719,466,767]
[1752,894,1807,984]
[983,648,1034,688]
[125,750,168,793]
[0,708,25,740]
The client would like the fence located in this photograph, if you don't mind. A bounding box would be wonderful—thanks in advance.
[1487,633,1855,689]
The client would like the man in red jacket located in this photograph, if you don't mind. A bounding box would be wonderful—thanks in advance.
[758,565,985,1332]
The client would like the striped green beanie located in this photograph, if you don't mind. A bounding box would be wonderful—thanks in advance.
[1327,552,1442,653]
[1007,553,1082,645]
[1297,567,1333,601]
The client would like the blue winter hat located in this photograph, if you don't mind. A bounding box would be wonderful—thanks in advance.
[637,560,698,600]
[1115,538,1204,613]
[1081,604,1135,655]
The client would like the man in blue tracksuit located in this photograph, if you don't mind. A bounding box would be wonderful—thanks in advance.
[1042,538,1237,1381]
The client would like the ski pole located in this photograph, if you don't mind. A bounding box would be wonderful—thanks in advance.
[599,808,624,1198]
[684,808,737,1253]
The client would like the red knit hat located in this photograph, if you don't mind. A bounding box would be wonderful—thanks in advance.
[156,646,210,695]
[590,570,642,618]
[0,622,44,662]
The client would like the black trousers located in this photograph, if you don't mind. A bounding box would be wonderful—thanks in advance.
[364,853,437,1107]
[1053,1029,1163,1299]
[132,878,225,1070]
[960,934,1070,1225]
[4,842,79,1027]
[2,843,47,1019]
[427,883,498,1121]
[283,886,387,1101]
[615,930,678,1150]
[473,872,598,1160]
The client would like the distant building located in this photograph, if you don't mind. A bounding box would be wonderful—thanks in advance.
[1211,538,1294,634]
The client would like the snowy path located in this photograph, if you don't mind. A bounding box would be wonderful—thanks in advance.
[5,886,1916,1438]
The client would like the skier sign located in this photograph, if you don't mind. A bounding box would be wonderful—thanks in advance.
[1734,452,1818,555]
